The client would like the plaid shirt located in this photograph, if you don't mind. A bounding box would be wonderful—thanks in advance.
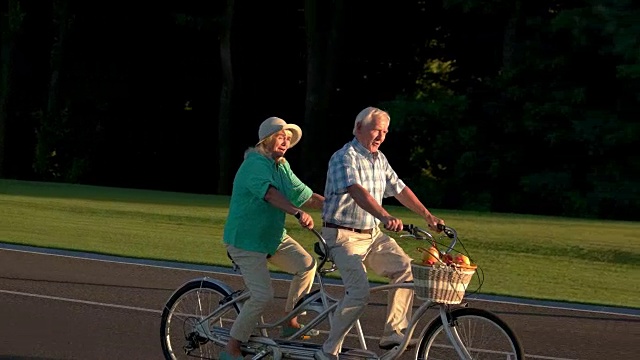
[322,138,405,230]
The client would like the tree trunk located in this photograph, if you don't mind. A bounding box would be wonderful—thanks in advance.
[35,0,71,179]
[217,0,235,195]
[303,0,342,189]
[502,0,522,73]
[491,0,523,211]
[0,0,25,178]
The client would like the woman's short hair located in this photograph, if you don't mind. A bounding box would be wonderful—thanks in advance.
[250,129,292,164]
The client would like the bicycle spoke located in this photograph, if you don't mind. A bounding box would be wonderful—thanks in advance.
[417,308,523,360]
[161,281,239,360]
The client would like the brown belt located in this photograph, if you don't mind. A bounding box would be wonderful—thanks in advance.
[323,222,373,234]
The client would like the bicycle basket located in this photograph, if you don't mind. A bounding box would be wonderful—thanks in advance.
[411,261,476,304]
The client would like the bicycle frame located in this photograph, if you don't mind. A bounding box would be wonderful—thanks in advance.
[178,274,474,360]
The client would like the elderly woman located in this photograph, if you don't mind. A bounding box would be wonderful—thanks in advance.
[221,117,324,360]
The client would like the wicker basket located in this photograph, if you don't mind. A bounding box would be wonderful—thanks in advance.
[411,261,476,304]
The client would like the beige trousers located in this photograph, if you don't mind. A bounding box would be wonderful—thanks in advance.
[225,235,316,342]
[321,227,414,355]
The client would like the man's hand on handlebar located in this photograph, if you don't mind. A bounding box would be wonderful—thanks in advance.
[382,214,444,233]
[425,214,445,232]
[294,210,314,229]
[383,215,403,232]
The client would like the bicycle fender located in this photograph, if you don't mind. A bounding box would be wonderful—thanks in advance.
[164,276,235,302]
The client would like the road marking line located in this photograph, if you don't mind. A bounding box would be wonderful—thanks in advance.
[0,288,161,314]
[2,244,639,320]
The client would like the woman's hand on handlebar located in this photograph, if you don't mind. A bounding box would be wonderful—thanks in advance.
[294,210,314,229]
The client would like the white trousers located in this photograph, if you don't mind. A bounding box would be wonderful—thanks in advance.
[226,235,316,342]
[321,227,414,355]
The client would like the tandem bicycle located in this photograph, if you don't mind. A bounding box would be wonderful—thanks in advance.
[160,225,525,360]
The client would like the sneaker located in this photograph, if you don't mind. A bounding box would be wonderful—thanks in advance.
[378,332,419,350]
[281,324,320,339]
[314,349,338,360]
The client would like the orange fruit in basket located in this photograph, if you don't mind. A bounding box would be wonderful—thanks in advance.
[459,263,478,270]
[427,246,440,260]
[417,246,440,265]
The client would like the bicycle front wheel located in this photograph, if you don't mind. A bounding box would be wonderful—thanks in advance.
[416,307,524,360]
[160,279,240,360]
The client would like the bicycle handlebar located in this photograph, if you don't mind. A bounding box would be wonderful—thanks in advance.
[308,224,459,270]
[401,224,458,254]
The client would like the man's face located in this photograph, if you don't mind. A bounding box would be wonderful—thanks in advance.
[269,130,292,159]
[356,115,388,153]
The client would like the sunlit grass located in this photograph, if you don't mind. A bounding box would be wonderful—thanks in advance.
[1,179,638,308]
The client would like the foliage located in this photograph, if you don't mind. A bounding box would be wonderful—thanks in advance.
[441,0,640,219]
[1,1,639,220]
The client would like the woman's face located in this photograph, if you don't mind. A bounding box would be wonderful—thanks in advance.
[268,130,292,159]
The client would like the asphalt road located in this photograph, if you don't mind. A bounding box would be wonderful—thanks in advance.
[0,246,638,360]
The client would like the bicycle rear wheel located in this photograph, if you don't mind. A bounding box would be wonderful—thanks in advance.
[416,307,524,360]
[160,279,240,360]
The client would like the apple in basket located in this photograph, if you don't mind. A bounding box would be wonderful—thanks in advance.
[454,254,471,266]
[441,253,454,265]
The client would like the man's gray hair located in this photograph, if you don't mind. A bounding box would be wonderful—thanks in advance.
[353,107,390,135]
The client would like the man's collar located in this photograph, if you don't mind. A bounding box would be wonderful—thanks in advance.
[351,138,377,158]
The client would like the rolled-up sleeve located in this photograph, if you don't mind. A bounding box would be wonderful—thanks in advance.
[287,168,313,207]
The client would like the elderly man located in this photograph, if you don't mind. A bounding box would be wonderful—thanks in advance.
[316,107,444,360]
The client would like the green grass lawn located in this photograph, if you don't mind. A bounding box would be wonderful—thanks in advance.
[1,179,639,309]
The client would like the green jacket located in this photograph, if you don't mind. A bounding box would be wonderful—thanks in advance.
[223,150,312,255]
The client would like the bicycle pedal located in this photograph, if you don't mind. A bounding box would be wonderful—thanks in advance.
[341,349,379,360]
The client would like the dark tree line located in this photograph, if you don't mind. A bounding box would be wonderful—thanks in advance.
[1,0,639,220]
